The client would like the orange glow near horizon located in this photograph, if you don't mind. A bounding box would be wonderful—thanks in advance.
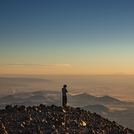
[0,64,134,75]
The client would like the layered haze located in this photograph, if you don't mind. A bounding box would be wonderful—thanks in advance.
[0,75,134,102]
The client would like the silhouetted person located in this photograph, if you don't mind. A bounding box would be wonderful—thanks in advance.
[62,84,68,107]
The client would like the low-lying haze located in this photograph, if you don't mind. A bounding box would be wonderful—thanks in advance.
[0,75,134,102]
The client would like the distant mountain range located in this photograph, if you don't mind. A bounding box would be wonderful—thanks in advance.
[1,91,132,108]
[68,93,133,107]
[0,90,134,129]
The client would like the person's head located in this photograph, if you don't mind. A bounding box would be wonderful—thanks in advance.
[63,84,67,88]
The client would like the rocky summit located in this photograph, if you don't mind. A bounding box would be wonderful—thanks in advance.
[0,105,134,134]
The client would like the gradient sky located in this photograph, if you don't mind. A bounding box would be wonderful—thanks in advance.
[0,0,134,75]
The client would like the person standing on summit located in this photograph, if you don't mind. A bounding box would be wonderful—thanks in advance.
[62,85,68,107]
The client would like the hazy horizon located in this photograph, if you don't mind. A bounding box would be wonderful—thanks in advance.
[0,74,134,102]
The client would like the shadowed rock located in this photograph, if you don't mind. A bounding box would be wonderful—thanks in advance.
[0,105,134,134]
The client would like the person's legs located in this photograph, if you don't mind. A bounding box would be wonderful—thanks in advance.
[64,95,67,106]
[62,95,67,107]
[62,95,65,106]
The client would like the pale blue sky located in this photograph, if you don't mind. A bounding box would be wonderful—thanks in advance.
[0,0,134,74]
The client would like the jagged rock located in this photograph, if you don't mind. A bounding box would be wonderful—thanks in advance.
[0,105,134,134]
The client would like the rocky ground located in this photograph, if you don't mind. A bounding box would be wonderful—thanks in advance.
[0,105,134,134]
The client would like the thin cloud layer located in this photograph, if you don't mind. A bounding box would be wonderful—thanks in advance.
[0,64,71,67]
[0,64,72,75]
